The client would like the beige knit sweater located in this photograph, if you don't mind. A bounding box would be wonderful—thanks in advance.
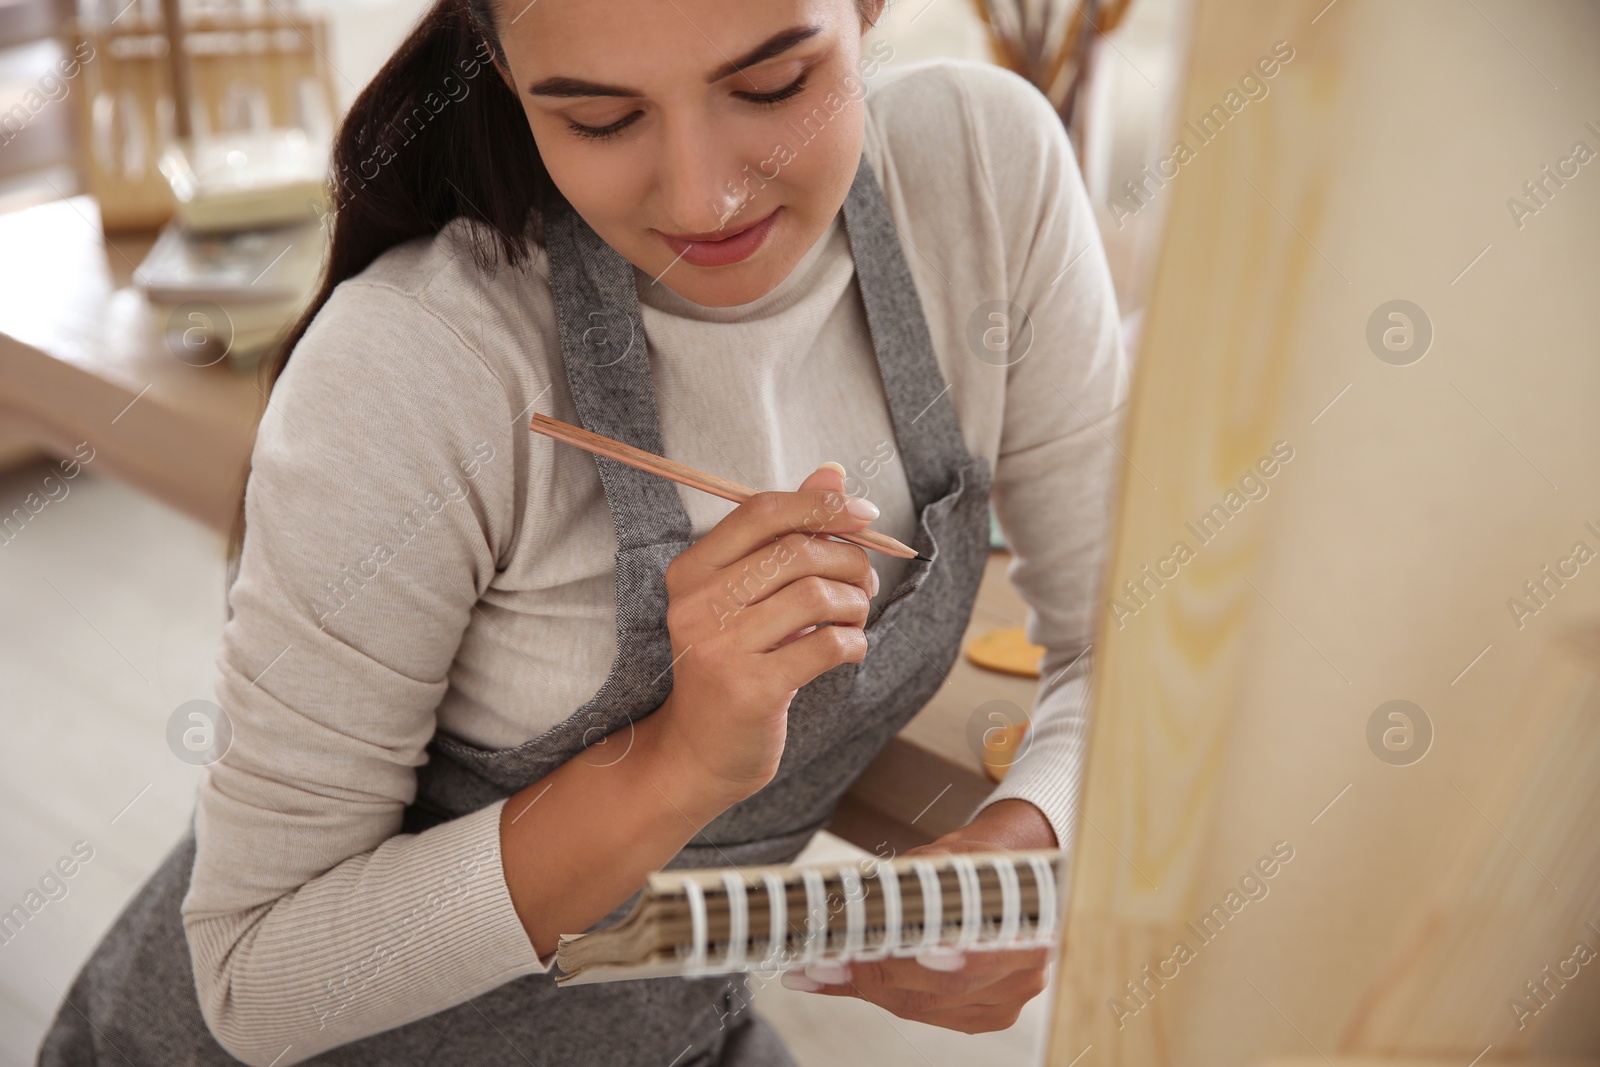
[180,57,1128,1065]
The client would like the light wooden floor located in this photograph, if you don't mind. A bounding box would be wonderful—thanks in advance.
[0,460,1052,1064]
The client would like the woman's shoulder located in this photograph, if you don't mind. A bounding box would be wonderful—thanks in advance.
[868,54,1051,109]
[297,214,558,393]
[865,56,1062,161]
[863,57,1076,244]
[346,213,544,300]
[256,219,541,567]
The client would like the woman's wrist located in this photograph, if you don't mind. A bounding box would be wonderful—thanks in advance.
[635,697,744,826]
[496,705,735,958]
[642,695,773,819]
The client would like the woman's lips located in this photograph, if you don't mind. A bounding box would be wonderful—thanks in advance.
[657,208,780,268]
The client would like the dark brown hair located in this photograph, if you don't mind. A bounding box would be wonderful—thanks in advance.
[225,0,551,575]
[226,0,884,577]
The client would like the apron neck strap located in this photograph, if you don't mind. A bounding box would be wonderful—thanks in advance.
[539,153,971,551]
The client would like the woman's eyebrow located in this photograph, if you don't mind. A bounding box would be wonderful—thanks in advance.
[527,24,823,99]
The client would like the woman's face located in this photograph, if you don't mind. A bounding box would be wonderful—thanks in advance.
[495,0,877,308]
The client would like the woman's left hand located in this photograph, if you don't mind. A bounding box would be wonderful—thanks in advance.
[778,799,1059,1034]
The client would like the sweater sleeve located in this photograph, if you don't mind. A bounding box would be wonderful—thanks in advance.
[180,277,548,1067]
[951,64,1131,859]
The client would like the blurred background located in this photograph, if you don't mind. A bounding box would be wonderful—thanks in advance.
[1,0,1597,1065]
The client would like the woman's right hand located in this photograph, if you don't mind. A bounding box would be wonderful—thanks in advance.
[651,463,883,811]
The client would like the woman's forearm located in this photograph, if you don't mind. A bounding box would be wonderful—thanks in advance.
[497,700,726,959]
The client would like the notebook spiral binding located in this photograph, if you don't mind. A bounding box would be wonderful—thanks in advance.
[676,851,1060,977]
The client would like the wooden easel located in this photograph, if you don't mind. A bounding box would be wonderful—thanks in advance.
[1050,1,1600,1063]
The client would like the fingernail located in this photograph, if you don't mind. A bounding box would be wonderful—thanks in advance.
[845,496,880,521]
[781,970,824,992]
[805,960,851,985]
[818,461,846,477]
[868,566,880,596]
[915,947,966,971]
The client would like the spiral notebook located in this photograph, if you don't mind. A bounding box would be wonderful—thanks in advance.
[554,848,1063,986]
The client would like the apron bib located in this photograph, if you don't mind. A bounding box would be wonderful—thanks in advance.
[38,155,994,1067]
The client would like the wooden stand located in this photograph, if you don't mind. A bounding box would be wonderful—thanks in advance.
[1050,0,1600,1062]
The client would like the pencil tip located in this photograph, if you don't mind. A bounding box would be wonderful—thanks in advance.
[913,552,933,563]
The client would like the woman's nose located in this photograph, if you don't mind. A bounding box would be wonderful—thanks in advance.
[654,115,751,237]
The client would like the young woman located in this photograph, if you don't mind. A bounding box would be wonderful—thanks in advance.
[39,0,1126,1063]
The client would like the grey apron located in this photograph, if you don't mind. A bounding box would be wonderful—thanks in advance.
[37,154,994,1067]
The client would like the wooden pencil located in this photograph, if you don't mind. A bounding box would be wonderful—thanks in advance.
[529,413,931,562]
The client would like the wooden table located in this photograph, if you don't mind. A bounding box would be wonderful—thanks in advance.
[0,196,264,534]
[0,194,1042,850]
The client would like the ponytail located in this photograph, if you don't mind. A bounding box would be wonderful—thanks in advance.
[225,0,558,572]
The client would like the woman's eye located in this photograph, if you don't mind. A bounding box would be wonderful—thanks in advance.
[564,72,809,142]
[736,73,809,106]
[566,112,642,141]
